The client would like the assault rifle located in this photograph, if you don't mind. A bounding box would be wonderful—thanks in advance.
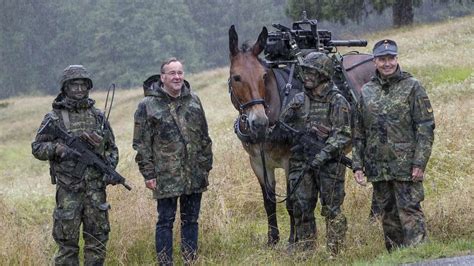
[279,121,352,169]
[38,119,132,191]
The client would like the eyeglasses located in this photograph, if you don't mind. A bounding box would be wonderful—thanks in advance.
[163,71,184,77]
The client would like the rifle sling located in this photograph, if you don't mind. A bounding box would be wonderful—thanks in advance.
[61,109,71,131]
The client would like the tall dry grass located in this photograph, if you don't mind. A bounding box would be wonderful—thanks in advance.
[0,15,472,265]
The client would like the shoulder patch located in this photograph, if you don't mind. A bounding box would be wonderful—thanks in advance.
[423,97,433,113]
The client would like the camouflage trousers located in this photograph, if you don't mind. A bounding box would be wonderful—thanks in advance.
[288,164,347,254]
[52,185,110,266]
[373,180,427,252]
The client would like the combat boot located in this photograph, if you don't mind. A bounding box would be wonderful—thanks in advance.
[326,213,347,255]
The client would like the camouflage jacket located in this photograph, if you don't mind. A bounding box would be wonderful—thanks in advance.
[133,76,213,199]
[31,94,119,191]
[352,68,435,182]
[280,82,352,179]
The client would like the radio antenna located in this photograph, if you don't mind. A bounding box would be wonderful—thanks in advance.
[102,83,115,131]
[303,0,308,19]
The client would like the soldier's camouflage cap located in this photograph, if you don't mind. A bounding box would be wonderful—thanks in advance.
[60,65,93,91]
[373,39,398,57]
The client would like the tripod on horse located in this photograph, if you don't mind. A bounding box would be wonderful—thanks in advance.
[228,23,375,245]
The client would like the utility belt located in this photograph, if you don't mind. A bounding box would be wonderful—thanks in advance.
[49,160,98,188]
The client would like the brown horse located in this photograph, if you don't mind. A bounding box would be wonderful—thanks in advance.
[228,25,375,245]
[339,52,376,104]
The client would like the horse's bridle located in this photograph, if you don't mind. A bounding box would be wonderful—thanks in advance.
[227,77,267,114]
[228,77,269,144]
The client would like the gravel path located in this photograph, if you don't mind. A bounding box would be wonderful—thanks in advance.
[404,255,474,266]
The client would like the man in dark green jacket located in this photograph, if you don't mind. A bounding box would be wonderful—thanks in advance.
[133,58,212,265]
[32,65,119,265]
[352,39,435,252]
[280,52,352,254]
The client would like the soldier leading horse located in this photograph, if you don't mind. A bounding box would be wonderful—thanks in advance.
[228,25,375,245]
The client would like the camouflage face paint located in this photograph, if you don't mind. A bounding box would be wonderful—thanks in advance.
[65,79,89,100]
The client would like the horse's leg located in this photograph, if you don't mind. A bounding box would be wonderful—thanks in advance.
[250,157,280,246]
[283,159,295,244]
[259,178,280,246]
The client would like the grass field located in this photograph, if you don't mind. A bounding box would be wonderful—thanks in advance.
[0,15,472,265]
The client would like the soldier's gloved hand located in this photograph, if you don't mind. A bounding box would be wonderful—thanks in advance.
[309,157,323,172]
[55,143,81,161]
[290,144,303,153]
[80,131,103,148]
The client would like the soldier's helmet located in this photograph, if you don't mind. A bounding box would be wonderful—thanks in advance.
[60,65,93,91]
[300,52,334,78]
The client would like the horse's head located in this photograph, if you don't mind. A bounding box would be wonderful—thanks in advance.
[228,25,269,142]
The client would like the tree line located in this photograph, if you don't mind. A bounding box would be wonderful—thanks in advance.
[0,0,290,98]
[0,0,471,99]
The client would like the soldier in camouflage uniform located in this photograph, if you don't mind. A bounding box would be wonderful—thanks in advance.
[352,39,435,252]
[133,58,212,265]
[280,52,352,254]
[32,65,119,265]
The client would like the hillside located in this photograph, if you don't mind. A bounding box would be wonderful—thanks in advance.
[0,15,472,264]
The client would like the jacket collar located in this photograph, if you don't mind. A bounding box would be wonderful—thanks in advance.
[52,93,95,111]
[374,65,412,86]
[305,81,338,102]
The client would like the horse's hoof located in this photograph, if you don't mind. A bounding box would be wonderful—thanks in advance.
[267,240,279,246]
[267,236,280,246]
[288,236,296,245]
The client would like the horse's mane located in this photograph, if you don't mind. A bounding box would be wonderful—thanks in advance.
[240,41,269,68]
[240,41,252,52]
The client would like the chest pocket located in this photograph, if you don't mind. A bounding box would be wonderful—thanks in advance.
[146,105,184,161]
[153,115,182,147]
[61,109,100,135]
[305,98,331,131]
[60,109,107,155]
[386,88,411,122]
